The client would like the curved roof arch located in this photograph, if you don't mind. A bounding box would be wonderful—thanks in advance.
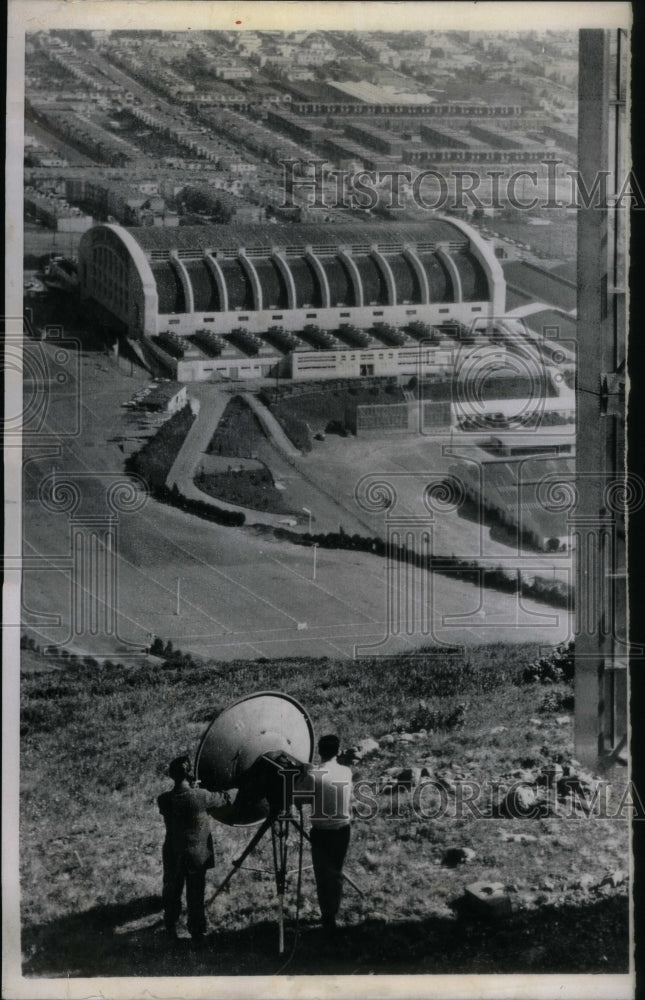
[81,219,502,319]
[78,223,160,333]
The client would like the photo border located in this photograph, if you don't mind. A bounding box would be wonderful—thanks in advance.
[3,4,634,999]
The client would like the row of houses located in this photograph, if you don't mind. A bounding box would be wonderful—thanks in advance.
[24,187,93,232]
[107,47,196,101]
[265,108,570,172]
[26,101,138,167]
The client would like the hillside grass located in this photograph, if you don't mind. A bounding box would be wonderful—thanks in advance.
[20,645,630,978]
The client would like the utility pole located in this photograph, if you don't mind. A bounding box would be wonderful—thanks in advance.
[312,542,318,581]
[575,29,628,768]
[175,577,181,616]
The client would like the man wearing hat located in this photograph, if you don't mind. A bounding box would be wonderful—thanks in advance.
[296,734,353,937]
[158,754,229,944]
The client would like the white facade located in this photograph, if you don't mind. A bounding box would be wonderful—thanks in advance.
[292,345,455,380]
[155,300,493,339]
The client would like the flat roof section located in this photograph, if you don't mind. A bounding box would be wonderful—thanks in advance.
[125,219,471,254]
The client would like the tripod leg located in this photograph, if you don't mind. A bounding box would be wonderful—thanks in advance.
[206,818,271,907]
[278,893,285,955]
[272,819,289,954]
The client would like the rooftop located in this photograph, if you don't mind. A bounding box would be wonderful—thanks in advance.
[504,260,577,313]
[329,80,437,105]
[144,383,187,406]
[123,219,472,253]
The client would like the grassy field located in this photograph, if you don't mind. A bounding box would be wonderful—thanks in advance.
[195,466,295,515]
[206,396,268,460]
[20,644,630,978]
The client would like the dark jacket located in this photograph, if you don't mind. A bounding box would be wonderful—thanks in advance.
[158,786,225,873]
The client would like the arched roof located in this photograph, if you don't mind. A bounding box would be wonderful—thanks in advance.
[80,220,502,316]
[185,260,220,312]
[150,262,185,314]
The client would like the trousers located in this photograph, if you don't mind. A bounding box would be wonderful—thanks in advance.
[310,825,351,925]
[162,848,208,937]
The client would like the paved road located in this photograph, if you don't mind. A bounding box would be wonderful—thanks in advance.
[165,389,298,527]
[165,393,227,491]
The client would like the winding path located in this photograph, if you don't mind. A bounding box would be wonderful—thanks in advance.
[165,390,299,527]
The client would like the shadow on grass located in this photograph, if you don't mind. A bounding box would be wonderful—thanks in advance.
[22,893,629,978]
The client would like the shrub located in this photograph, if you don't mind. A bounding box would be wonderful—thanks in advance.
[404,701,469,733]
[125,403,195,492]
[522,641,575,685]
[167,490,245,526]
[539,688,575,713]
[273,527,572,610]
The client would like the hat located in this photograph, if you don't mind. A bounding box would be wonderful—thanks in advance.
[168,755,193,782]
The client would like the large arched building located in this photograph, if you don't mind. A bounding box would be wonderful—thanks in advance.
[78,219,505,381]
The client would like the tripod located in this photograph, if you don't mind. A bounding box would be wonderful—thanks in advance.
[207,810,363,954]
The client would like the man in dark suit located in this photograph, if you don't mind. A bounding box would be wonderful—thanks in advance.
[158,754,228,944]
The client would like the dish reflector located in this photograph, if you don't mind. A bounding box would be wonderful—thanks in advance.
[195,692,315,826]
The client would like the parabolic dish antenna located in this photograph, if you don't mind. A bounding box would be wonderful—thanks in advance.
[195,691,315,826]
